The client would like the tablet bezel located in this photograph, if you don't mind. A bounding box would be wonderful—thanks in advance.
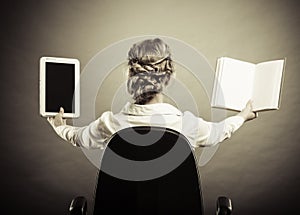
[39,56,80,118]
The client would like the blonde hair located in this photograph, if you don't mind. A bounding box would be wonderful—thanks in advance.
[127,38,174,104]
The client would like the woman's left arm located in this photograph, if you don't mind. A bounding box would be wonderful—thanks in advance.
[47,107,106,149]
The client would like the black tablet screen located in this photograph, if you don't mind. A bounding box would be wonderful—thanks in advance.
[45,62,75,113]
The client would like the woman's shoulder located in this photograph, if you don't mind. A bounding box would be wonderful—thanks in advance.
[120,102,182,116]
[97,111,115,121]
[182,110,208,124]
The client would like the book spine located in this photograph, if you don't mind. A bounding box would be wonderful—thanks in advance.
[211,57,223,107]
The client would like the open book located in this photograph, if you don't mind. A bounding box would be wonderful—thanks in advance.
[211,57,285,112]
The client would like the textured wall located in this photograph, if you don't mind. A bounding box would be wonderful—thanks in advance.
[1,0,300,214]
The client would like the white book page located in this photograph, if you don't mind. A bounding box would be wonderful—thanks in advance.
[213,57,255,111]
[252,60,284,111]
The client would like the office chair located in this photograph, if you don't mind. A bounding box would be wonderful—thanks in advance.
[68,126,232,215]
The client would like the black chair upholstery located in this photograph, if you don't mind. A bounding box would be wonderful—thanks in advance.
[69,126,232,215]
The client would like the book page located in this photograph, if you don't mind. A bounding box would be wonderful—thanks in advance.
[252,60,285,111]
[212,57,256,111]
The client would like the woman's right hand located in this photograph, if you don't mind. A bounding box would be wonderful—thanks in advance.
[237,100,257,121]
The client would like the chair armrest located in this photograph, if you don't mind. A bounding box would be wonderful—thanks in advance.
[69,196,87,215]
[216,196,232,215]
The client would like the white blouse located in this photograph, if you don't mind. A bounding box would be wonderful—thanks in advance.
[51,102,245,150]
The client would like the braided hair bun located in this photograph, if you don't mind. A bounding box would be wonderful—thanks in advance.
[127,38,174,104]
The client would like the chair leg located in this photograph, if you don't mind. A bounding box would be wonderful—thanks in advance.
[69,196,87,215]
[216,196,232,215]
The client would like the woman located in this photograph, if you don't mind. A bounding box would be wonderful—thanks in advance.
[48,38,256,149]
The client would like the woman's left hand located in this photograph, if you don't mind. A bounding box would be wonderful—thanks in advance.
[47,107,67,128]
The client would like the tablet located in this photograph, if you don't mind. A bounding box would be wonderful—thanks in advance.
[39,56,80,118]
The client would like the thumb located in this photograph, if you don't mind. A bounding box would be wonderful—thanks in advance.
[59,107,64,115]
[247,99,253,107]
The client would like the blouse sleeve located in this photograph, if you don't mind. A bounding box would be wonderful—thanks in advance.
[183,111,245,148]
[200,116,245,147]
[51,112,114,149]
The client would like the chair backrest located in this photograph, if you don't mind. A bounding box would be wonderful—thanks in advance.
[93,126,203,215]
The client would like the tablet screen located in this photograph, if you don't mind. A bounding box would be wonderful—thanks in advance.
[46,62,75,113]
[40,57,80,118]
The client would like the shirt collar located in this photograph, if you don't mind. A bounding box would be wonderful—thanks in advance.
[121,102,182,116]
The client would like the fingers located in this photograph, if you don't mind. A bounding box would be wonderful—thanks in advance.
[47,116,56,128]
[47,107,66,128]
[238,100,257,121]
[47,116,52,123]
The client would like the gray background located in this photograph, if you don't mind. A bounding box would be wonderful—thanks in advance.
[1,0,300,214]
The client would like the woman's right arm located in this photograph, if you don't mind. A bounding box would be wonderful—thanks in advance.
[190,100,256,147]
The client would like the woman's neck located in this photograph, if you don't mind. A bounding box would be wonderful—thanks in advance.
[145,93,163,104]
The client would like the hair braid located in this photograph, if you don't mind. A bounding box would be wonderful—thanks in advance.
[127,38,174,104]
